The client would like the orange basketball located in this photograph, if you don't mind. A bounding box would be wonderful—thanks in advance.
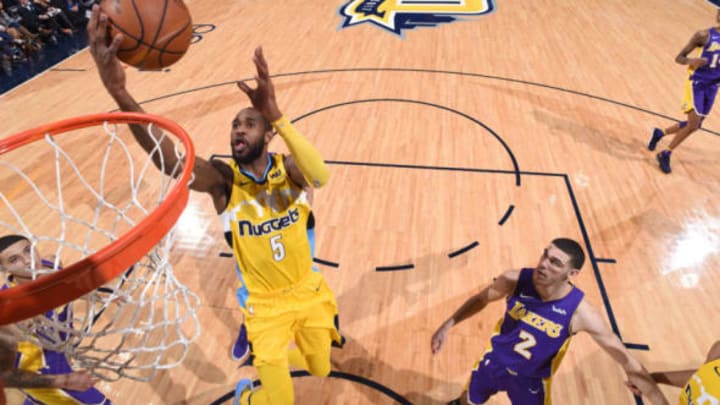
[100,0,193,69]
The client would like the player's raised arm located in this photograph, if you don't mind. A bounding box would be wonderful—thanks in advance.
[237,47,329,188]
[572,301,669,405]
[431,269,519,355]
[87,5,229,203]
[2,368,98,390]
[646,340,720,388]
[675,30,710,68]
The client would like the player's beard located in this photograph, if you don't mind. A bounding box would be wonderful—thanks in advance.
[233,138,265,165]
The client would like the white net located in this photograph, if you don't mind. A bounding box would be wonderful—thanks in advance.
[0,116,200,381]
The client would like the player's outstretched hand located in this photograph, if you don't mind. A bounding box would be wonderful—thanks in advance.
[55,370,99,391]
[431,321,452,354]
[237,47,282,123]
[87,5,126,95]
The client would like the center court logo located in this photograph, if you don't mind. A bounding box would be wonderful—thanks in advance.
[338,0,496,36]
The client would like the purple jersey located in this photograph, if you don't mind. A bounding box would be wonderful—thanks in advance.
[690,28,720,83]
[1,285,111,404]
[487,268,584,379]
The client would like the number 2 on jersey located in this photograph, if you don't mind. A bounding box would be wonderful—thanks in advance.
[270,235,285,261]
[513,330,537,360]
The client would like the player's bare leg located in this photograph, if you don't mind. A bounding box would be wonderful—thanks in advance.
[655,109,703,173]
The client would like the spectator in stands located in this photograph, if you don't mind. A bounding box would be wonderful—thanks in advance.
[15,0,71,43]
[50,0,86,29]
[0,24,16,75]
[1,2,42,50]
[33,0,75,32]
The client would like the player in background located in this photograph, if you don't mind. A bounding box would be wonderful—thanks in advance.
[431,238,668,405]
[649,8,720,173]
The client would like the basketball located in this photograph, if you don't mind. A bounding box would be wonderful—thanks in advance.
[100,0,193,69]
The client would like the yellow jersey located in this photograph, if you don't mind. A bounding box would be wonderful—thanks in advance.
[679,359,720,405]
[221,153,314,295]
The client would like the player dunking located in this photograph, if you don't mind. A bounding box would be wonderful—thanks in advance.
[87,6,343,405]
[648,8,720,173]
[431,238,668,405]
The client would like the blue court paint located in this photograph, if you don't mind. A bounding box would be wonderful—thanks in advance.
[448,241,479,258]
[624,342,651,351]
[49,68,87,72]
[596,258,617,264]
[563,174,623,338]
[498,204,515,225]
[313,258,340,268]
[376,264,415,272]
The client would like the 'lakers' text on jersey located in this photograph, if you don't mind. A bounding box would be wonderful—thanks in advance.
[690,28,720,83]
[221,153,313,294]
[488,268,584,379]
[679,359,720,405]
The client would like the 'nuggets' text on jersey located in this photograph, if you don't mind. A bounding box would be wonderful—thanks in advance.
[238,208,300,236]
[338,0,495,36]
[221,153,314,293]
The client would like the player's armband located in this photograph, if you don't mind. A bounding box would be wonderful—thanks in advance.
[272,116,329,188]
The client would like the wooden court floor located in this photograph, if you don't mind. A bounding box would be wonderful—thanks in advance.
[1,0,719,403]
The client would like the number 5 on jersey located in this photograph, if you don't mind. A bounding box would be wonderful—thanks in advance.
[514,330,537,360]
[270,234,285,261]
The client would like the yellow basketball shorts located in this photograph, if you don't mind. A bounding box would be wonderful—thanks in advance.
[241,271,342,365]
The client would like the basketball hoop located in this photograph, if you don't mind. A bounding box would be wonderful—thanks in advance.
[0,112,200,381]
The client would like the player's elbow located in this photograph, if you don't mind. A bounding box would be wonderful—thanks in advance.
[308,167,330,188]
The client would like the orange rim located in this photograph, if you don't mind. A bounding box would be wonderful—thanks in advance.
[0,112,195,325]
